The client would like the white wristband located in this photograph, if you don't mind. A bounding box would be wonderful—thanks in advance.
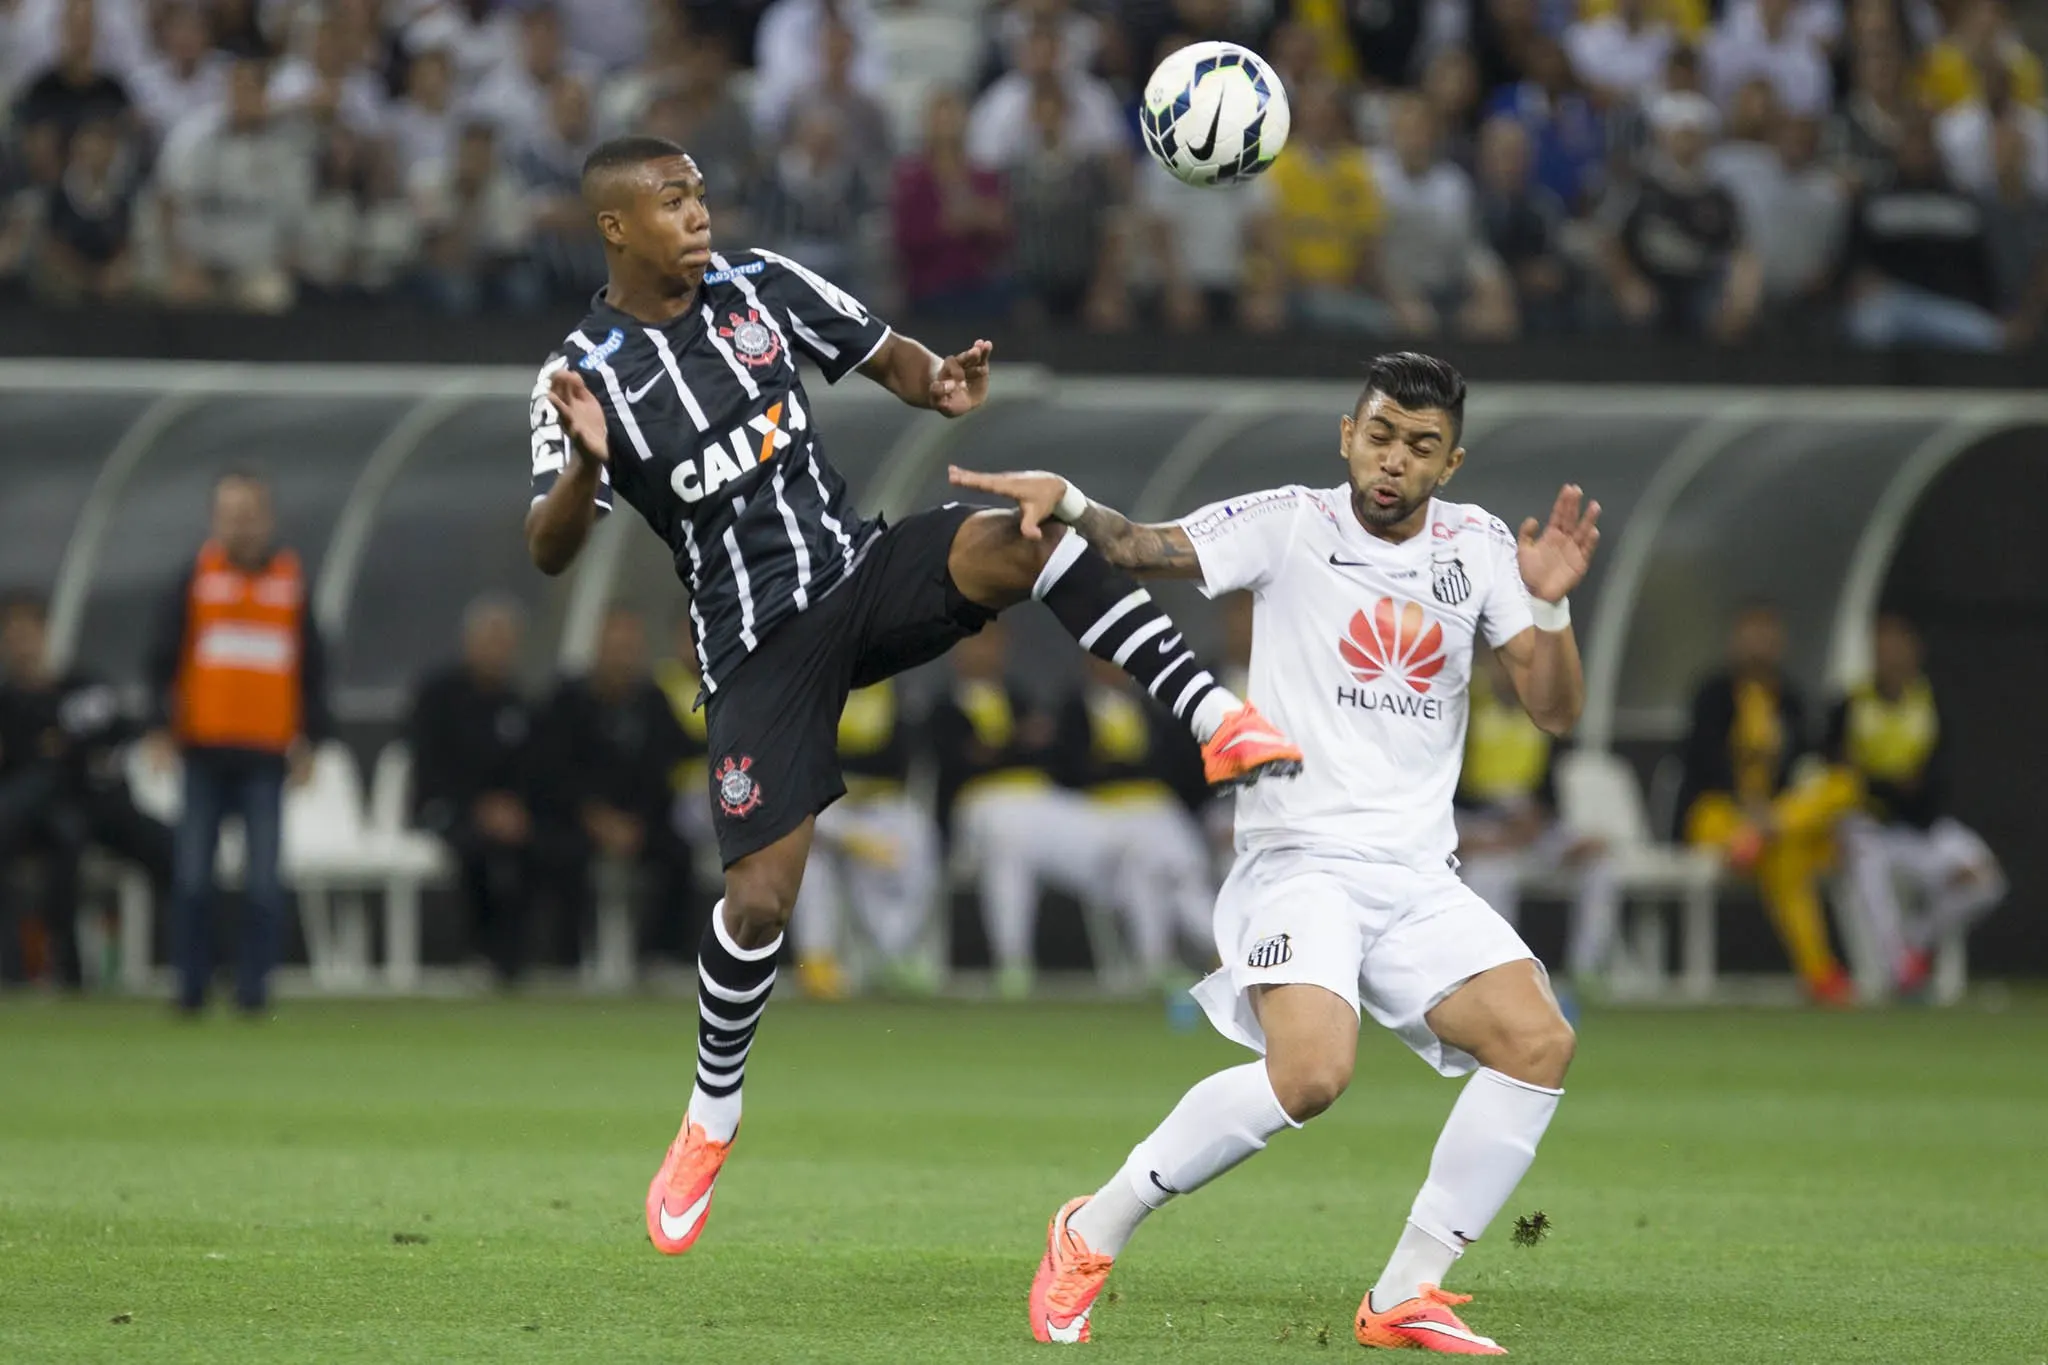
[1052,480,1091,524]
[1529,595,1571,632]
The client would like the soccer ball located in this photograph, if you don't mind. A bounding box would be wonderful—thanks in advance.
[1139,41,1291,187]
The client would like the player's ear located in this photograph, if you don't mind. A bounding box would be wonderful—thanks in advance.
[1338,413,1354,457]
[596,207,626,248]
[1443,446,1466,483]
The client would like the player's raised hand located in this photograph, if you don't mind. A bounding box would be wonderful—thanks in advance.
[548,368,610,466]
[948,465,1066,540]
[1517,484,1601,603]
[931,339,993,417]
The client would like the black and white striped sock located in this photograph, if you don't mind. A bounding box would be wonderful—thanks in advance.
[686,904,780,1143]
[1033,533,1240,741]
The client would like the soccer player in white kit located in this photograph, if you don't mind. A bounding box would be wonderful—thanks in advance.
[953,354,1602,1353]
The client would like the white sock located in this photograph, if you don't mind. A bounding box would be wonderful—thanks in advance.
[1190,688,1241,742]
[1371,1067,1562,1309]
[1067,1060,1297,1256]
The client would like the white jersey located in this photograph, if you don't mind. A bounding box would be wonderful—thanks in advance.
[1179,485,1536,869]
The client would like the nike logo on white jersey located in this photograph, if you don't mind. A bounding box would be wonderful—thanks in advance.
[1044,1310,1089,1343]
[625,374,662,404]
[657,1189,713,1242]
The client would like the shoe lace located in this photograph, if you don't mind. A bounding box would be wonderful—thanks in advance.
[1045,1246,1113,1317]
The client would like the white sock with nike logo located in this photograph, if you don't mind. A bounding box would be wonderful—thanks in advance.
[1067,1061,1297,1256]
[1370,1067,1562,1311]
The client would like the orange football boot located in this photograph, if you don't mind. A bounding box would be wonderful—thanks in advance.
[1355,1284,1507,1354]
[644,1118,733,1255]
[1201,702,1304,791]
[1029,1197,1115,1344]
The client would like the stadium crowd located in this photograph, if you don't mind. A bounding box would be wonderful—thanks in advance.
[0,0,2044,349]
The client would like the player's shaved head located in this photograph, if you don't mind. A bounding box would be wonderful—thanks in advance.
[1357,352,1466,446]
[580,134,692,212]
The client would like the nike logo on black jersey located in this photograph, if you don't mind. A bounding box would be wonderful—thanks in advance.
[625,374,662,404]
[1189,101,1225,160]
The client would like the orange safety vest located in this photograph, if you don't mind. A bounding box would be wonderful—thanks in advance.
[174,541,305,753]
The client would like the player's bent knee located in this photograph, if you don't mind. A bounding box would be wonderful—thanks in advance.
[1265,1054,1353,1123]
[1481,1015,1576,1089]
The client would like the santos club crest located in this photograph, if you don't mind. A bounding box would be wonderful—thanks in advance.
[718,310,782,369]
[715,755,763,818]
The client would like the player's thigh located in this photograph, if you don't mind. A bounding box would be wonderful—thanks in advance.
[1361,870,1559,1081]
[1195,850,1366,1053]
[1252,982,1361,1120]
[1424,960,1575,1089]
[849,503,1001,685]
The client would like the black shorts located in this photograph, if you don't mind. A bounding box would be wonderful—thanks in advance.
[702,503,995,866]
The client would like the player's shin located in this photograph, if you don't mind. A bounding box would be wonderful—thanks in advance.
[1066,1060,1298,1256]
[1031,531,1237,741]
[689,903,782,1142]
[1371,1068,1562,1310]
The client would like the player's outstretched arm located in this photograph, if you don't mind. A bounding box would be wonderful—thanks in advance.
[859,334,992,418]
[526,369,609,576]
[1497,483,1601,736]
[947,466,1203,578]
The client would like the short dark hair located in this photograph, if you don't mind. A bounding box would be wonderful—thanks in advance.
[1357,352,1467,445]
[581,135,688,201]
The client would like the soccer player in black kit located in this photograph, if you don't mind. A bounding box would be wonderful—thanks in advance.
[524,136,1304,1255]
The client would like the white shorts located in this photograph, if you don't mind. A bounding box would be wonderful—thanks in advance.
[1190,844,1537,1077]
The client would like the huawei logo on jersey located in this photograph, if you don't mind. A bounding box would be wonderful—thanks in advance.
[1339,599,1447,695]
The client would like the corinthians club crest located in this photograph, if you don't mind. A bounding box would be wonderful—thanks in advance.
[715,755,763,818]
[718,310,782,369]
[1430,551,1472,606]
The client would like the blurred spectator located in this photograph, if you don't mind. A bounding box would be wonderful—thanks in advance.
[1677,600,1853,1004]
[413,121,540,312]
[557,0,646,72]
[130,2,225,143]
[35,113,134,302]
[1370,93,1518,339]
[1483,35,1606,210]
[1827,611,2006,999]
[466,6,597,157]
[1247,78,1388,335]
[408,594,537,984]
[387,45,458,177]
[802,18,893,176]
[1472,0,1546,98]
[1475,114,1575,331]
[751,105,875,296]
[0,592,169,991]
[267,14,384,137]
[1841,112,2006,351]
[1935,68,2048,200]
[528,607,693,976]
[1914,0,2042,114]
[1599,90,1762,339]
[1261,18,1320,97]
[1566,0,1677,107]
[1830,26,1912,190]
[13,0,133,152]
[398,0,519,92]
[1704,77,1780,206]
[967,17,1125,171]
[1006,79,1127,328]
[205,0,269,60]
[1421,46,1483,167]
[752,0,886,142]
[1140,144,1256,331]
[892,88,1012,317]
[1454,646,1620,990]
[296,126,370,299]
[990,0,1104,82]
[6,0,148,99]
[638,29,756,231]
[145,469,327,1016]
[157,57,313,312]
[514,72,602,298]
[1715,113,1849,323]
[1704,0,1832,117]
[1984,115,2048,346]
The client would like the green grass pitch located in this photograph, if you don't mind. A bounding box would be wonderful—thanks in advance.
[4,993,2045,1363]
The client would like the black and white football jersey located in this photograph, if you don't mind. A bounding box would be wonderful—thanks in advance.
[529,249,892,691]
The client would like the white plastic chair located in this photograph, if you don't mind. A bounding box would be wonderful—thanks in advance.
[1553,751,1723,1000]
[285,741,374,989]
[362,741,453,992]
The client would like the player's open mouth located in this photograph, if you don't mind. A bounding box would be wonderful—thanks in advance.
[1369,486,1401,507]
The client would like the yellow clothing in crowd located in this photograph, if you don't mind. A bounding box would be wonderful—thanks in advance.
[1263,146,1384,289]
[1917,39,2046,112]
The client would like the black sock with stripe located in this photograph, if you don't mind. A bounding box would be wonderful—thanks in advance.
[1032,532,1238,740]
[687,904,779,1143]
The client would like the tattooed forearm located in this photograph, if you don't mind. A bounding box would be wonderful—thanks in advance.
[1071,502,1202,577]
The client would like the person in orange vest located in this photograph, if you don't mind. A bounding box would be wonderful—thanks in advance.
[144,469,328,1015]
